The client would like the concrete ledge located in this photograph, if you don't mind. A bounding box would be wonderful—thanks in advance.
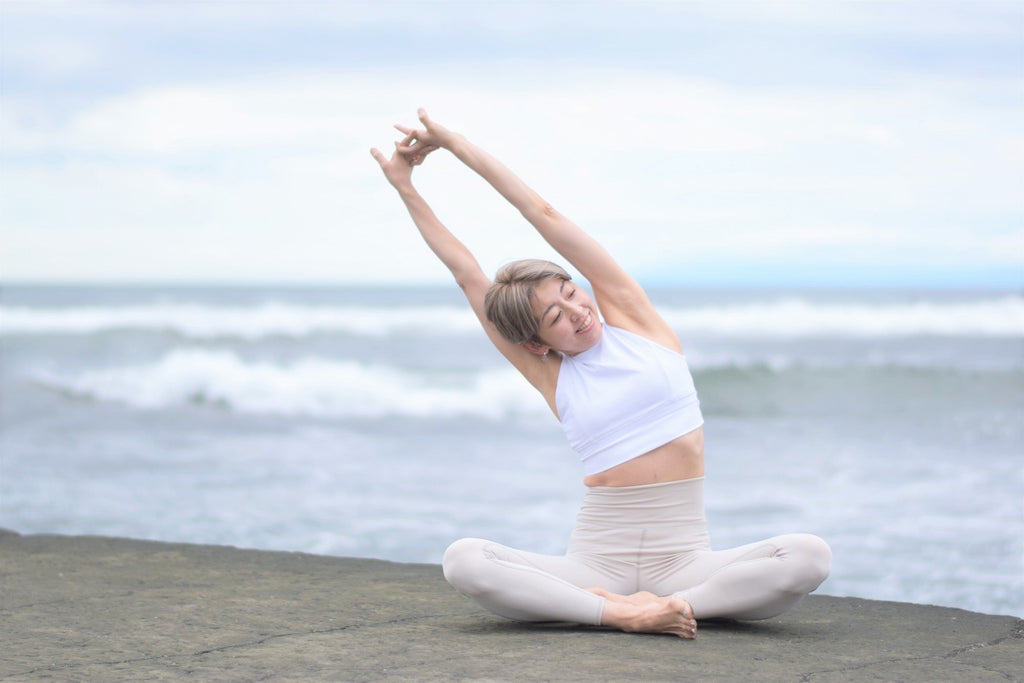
[1,529,1021,681]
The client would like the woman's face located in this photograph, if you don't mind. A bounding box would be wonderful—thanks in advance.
[530,278,601,356]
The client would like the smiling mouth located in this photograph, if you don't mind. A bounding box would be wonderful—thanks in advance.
[576,311,593,333]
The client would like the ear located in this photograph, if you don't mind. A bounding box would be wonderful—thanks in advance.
[521,340,550,357]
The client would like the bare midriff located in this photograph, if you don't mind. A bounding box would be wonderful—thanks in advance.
[582,427,705,488]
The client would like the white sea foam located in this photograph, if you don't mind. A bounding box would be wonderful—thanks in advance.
[1,302,479,339]
[35,343,1016,420]
[4,296,1022,338]
[660,296,1024,338]
[44,349,545,419]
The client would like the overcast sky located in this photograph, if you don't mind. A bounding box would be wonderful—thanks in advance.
[2,0,1021,287]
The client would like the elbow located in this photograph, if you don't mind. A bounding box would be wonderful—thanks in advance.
[522,200,559,223]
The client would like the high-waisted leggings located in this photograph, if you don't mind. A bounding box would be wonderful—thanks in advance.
[442,477,831,625]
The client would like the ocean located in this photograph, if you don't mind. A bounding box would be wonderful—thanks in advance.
[1,284,1021,618]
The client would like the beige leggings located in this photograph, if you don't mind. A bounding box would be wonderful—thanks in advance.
[442,478,831,625]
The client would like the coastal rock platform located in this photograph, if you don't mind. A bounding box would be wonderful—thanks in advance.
[2,529,1021,681]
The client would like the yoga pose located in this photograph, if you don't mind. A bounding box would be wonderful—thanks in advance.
[371,110,831,639]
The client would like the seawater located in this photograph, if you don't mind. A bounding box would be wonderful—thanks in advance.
[1,284,1021,617]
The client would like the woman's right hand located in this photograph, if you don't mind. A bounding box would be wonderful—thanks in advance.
[369,143,415,191]
[395,109,456,165]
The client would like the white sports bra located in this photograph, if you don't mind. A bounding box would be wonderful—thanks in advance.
[555,324,703,476]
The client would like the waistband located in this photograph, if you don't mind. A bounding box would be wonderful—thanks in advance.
[577,476,706,529]
[584,475,705,496]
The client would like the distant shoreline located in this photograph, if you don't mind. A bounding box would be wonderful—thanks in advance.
[3,276,1022,292]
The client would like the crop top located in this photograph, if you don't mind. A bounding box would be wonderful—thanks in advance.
[555,324,703,476]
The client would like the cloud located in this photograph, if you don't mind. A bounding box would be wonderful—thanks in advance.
[679,0,1022,36]
[1,2,1021,285]
[5,64,1022,282]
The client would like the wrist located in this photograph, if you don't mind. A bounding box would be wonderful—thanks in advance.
[444,132,467,154]
[395,182,418,198]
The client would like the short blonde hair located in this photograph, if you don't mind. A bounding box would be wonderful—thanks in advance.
[485,259,571,344]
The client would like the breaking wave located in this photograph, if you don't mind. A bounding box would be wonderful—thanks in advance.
[4,295,1022,339]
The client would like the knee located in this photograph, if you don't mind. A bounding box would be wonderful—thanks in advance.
[788,534,832,592]
[442,537,492,595]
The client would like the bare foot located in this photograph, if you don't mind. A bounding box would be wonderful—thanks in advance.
[587,588,697,639]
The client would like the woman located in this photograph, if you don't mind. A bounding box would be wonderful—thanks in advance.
[371,110,831,639]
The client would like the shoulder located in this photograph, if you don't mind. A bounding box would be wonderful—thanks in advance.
[600,312,682,354]
[591,281,682,354]
[606,324,685,357]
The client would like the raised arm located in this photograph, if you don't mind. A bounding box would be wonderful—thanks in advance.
[370,142,483,291]
[397,110,678,349]
[370,140,561,402]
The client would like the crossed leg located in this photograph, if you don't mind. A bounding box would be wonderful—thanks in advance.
[442,533,830,637]
[443,538,695,639]
[653,533,833,620]
[442,537,624,626]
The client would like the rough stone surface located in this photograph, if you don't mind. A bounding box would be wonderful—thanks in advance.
[1,529,1021,681]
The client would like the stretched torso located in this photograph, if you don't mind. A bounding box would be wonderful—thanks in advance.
[554,325,705,487]
[582,427,704,486]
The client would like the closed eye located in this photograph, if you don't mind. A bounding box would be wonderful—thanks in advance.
[549,288,575,325]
